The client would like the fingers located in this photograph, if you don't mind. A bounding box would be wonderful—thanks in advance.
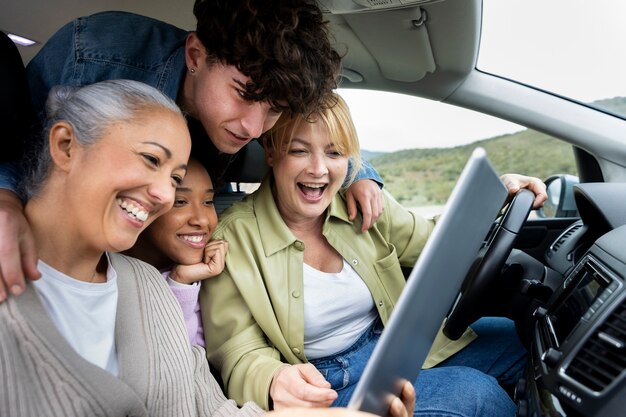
[270,365,337,410]
[368,186,384,232]
[359,189,384,232]
[359,205,373,232]
[169,240,229,284]
[203,240,228,275]
[387,381,415,417]
[500,173,521,197]
[271,390,336,409]
[21,230,41,281]
[345,179,385,232]
[527,180,548,209]
[346,191,358,221]
[0,192,41,302]
[400,381,416,416]
[500,173,548,209]
[389,397,405,417]
[0,239,23,302]
[298,363,331,388]
[268,409,378,417]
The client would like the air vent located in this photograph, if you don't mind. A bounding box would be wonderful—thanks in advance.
[564,301,626,392]
[550,222,583,253]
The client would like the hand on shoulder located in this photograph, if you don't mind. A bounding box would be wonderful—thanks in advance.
[0,189,40,302]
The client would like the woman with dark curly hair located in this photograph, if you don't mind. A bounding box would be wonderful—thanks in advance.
[0,0,386,300]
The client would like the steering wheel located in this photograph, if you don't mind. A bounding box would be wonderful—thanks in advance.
[443,188,535,340]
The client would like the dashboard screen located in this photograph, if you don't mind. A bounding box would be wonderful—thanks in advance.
[550,260,612,342]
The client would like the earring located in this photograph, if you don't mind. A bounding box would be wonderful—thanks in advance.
[189,68,196,74]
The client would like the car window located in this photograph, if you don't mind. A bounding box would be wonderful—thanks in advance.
[338,88,577,218]
[479,0,626,121]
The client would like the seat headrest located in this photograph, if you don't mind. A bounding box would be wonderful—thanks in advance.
[221,139,270,184]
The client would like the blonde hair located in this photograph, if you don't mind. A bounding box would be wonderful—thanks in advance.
[265,92,362,184]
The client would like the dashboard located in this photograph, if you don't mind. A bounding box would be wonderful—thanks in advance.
[517,184,626,417]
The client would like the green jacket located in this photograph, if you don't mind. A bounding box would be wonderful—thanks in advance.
[200,178,476,409]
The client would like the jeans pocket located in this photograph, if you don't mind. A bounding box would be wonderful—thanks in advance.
[314,360,350,391]
[325,366,350,390]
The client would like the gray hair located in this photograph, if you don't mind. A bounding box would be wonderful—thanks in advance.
[23,79,184,199]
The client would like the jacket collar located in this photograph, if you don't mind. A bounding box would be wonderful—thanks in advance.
[253,176,354,257]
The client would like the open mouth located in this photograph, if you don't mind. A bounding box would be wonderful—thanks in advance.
[117,198,149,222]
[298,183,327,201]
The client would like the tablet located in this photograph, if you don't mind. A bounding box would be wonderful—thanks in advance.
[347,147,508,415]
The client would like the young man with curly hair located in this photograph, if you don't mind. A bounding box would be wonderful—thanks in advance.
[0,0,385,298]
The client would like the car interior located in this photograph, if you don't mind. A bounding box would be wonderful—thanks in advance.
[3,0,626,416]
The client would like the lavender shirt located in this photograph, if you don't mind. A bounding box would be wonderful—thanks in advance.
[163,271,205,347]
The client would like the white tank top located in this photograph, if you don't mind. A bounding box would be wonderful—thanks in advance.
[33,256,119,376]
[303,259,377,359]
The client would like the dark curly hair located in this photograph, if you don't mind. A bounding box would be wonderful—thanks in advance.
[193,0,341,116]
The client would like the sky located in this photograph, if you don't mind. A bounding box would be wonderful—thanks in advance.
[338,89,525,152]
[338,0,626,153]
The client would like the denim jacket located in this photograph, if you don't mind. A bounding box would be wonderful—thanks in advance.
[1,11,382,192]
[27,11,188,116]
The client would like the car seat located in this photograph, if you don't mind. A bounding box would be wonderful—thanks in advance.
[215,139,269,215]
[0,31,35,163]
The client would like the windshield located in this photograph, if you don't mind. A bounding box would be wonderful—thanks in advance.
[478,0,626,120]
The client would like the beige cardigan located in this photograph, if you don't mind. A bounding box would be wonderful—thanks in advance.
[0,253,263,417]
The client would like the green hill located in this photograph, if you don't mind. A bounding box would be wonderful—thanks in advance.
[361,149,385,161]
[366,96,625,206]
[368,130,577,206]
[593,96,626,115]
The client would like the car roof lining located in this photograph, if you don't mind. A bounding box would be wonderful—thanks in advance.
[318,0,439,15]
[340,7,436,83]
[6,0,625,183]
[8,0,479,99]
[333,0,480,101]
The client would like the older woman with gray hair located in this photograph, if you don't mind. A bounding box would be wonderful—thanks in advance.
[0,79,262,417]
[1,79,412,417]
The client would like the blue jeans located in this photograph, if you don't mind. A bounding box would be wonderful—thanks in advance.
[309,319,517,417]
[436,317,527,386]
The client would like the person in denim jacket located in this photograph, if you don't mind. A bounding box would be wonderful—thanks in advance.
[0,0,387,300]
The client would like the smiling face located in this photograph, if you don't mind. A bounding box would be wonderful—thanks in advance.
[181,34,282,154]
[65,108,191,253]
[141,158,217,267]
[267,119,349,225]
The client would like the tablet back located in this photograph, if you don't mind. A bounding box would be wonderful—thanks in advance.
[347,147,508,415]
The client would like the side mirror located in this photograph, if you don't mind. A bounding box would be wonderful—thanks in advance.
[537,174,580,218]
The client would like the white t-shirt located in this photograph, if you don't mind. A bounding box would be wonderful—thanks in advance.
[303,259,377,359]
[33,256,119,376]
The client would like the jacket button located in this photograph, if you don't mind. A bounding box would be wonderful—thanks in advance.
[295,241,304,250]
[378,300,383,307]
[293,347,301,354]
[352,259,358,266]
[292,290,300,298]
